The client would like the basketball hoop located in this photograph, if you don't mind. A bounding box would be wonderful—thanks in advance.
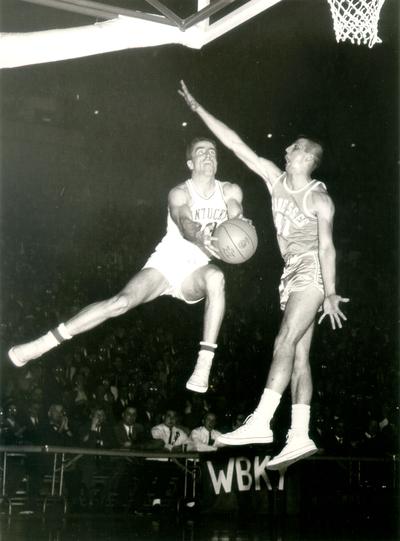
[326,0,386,48]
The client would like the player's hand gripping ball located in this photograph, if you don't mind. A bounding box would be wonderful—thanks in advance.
[214,218,258,264]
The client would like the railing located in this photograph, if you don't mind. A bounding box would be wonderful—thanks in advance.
[0,445,397,516]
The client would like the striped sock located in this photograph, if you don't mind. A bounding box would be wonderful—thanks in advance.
[50,323,72,344]
[198,341,217,362]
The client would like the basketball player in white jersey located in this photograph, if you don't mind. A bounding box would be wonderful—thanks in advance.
[8,137,248,394]
[179,81,349,469]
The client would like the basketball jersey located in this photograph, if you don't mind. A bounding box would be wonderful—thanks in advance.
[271,173,327,261]
[161,178,228,254]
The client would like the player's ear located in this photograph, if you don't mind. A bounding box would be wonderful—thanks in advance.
[187,159,194,170]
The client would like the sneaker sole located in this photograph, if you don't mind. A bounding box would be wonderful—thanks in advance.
[186,382,207,393]
[8,347,29,368]
[217,435,273,446]
[267,445,318,470]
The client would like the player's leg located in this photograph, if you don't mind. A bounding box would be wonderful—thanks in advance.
[181,264,225,393]
[267,322,318,470]
[217,287,323,445]
[8,268,169,367]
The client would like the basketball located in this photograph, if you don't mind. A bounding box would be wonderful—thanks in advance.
[214,218,258,264]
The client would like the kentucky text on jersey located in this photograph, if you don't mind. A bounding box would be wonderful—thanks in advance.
[194,207,228,222]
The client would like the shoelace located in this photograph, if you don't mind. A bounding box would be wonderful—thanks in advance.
[240,413,264,428]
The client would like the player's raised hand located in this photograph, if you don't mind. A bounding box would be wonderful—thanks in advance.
[318,294,350,330]
[178,80,199,111]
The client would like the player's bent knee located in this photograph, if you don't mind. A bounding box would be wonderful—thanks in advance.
[276,325,301,348]
[204,266,225,293]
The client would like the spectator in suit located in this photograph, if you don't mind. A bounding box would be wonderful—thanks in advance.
[114,406,145,449]
[79,406,115,508]
[23,402,43,445]
[35,404,81,509]
[2,402,26,444]
[111,406,147,513]
[39,403,75,446]
[80,406,115,449]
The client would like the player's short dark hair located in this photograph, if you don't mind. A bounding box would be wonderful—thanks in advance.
[297,134,324,170]
[186,137,218,160]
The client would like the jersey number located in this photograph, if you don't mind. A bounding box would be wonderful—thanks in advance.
[275,213,291,237]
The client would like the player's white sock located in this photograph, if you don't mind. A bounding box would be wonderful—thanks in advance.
[196,341,217,366]
[185,342,217,393]
[51,323,73,343]
[253,388,282,421]
[289,404,311,437]
[35,323,73,351]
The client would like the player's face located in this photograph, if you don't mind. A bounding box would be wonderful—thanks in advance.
[285,138,314,172]
[188,141,217,176]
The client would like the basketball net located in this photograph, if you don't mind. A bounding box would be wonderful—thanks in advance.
[326,0,386,47]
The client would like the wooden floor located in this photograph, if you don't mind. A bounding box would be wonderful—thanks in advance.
[0,509,398,541]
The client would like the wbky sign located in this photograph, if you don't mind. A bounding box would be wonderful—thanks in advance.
[199,451,278,512]
[206,454,273,494]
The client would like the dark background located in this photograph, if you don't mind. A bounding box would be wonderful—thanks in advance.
[0,0,398,408]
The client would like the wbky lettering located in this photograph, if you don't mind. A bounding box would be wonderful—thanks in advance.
[206,456,272,495]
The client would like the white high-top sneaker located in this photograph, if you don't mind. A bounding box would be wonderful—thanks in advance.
[8,332,59,367]
[267,429,318,470]
[216,413,273,445]
[186,357,212,393]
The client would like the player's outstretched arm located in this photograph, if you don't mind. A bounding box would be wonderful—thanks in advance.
[179,81,281,193]
[314,192,350,329]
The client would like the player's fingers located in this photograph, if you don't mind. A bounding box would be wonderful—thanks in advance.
[180,80,190,96]
[334,314,343,329]
[337,310,347,321]
[340,297,350,303]
[318,313,326,325]
[330,314,336,330]
[209,250,221,260]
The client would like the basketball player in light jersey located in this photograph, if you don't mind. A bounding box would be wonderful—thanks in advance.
[179,81,349,469]
[8,137,248,394]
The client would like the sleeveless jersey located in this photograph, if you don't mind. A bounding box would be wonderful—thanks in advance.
[271,173,327,261]
[161,178,228,255]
